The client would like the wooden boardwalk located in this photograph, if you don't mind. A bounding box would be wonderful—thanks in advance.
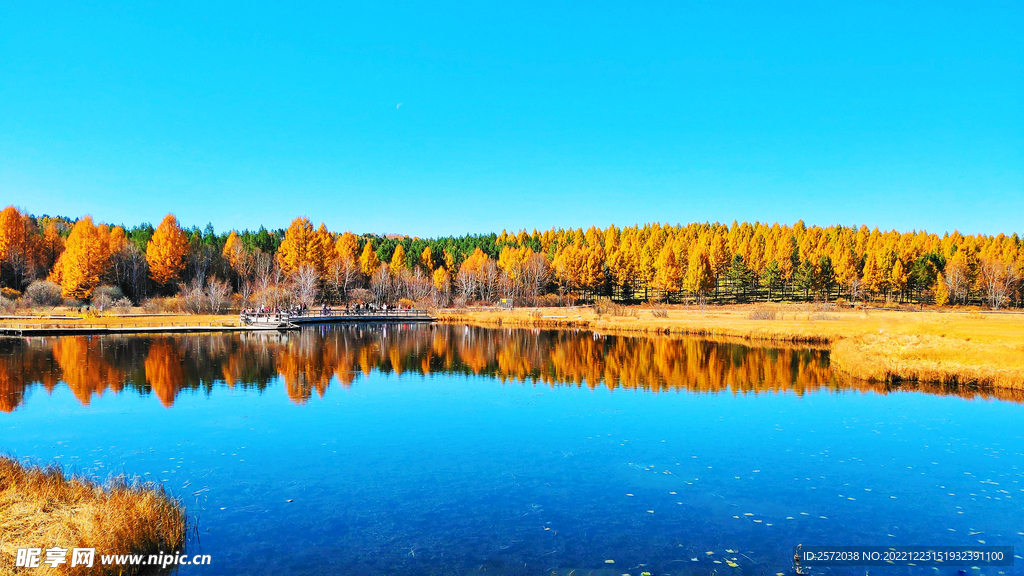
[0,309,435,337]
[282,308,436,325]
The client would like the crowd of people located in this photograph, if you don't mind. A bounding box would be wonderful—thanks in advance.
[240,301,419,324]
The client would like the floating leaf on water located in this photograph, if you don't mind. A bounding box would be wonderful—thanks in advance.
[727,561,739,567]
[706,551,714,555]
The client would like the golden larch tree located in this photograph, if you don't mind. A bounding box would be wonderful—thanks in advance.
[359,241,380,276]
[433,266,451,291]
[390,244,408,275]
[48,216,110,298]
[654,244,682,295]
[0,206,26,263]
[684,248,715,296]
[276,217,315,275]
[222,231,245,269]
[39,220,66,271]
[933,273,950,306]
[309,223,334,278]
[335,232,360,261]
[146,214,190,286]
[420,246,434,272]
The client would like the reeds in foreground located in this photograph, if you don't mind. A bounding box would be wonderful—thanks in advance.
[0,457,186,575]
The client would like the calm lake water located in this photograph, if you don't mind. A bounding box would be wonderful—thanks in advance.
[2,325,1022,575]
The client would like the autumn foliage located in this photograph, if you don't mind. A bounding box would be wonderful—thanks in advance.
[47,216,122,298]
[2,205,1024,310]
[146,214,189,286]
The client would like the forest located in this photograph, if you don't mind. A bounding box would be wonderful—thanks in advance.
[0,206,1021,311]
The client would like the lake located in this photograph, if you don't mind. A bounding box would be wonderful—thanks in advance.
[2,324,1022,575]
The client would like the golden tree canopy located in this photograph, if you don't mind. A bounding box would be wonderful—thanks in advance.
[420,246,434,272]
[0,206,25,262]
[309,223,334,278]
[684,248,715,295]
[48,216,110,299]
[432,267,450,291]
[222,231,244,268]
[390,244,407,274]
[335,232,360,263]
[276,217,315,275]
[359,241,380,276]
[654,245,682,293]
[146,214,190,285]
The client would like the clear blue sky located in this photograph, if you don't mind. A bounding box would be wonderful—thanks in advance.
[1,1,1021,237]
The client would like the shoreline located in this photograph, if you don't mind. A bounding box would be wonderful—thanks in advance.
[3,305,1023,390]
[435,304,1024,390]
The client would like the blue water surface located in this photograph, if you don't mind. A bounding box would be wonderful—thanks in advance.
[1,326,1021,575]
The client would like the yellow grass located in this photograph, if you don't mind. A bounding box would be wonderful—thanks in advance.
[437,304,1024,389]
[0,457,186,575]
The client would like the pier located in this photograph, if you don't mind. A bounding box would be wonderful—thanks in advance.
[243,308,436,326]
[0,308,435,338]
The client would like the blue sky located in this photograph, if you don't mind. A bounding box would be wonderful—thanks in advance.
[1,1,1021,237]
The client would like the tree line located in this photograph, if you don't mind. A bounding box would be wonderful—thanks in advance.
[1,206,1022,310]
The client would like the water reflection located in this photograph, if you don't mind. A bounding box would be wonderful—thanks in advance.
[1,325,1019,412]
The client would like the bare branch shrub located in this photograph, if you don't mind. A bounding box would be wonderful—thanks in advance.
[24,281,63,307]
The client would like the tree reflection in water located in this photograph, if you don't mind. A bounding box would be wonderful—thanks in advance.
[1,325,1020,412]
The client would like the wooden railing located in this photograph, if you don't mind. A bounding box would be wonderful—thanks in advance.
[290,308,432,318]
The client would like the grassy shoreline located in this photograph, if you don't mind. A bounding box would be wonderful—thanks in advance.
[435,304,1024,390]
[4,304,1023,390]
[0,457,186,575]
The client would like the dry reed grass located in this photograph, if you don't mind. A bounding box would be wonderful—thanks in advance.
[0,457,186,575]
[831,333,1024,389]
